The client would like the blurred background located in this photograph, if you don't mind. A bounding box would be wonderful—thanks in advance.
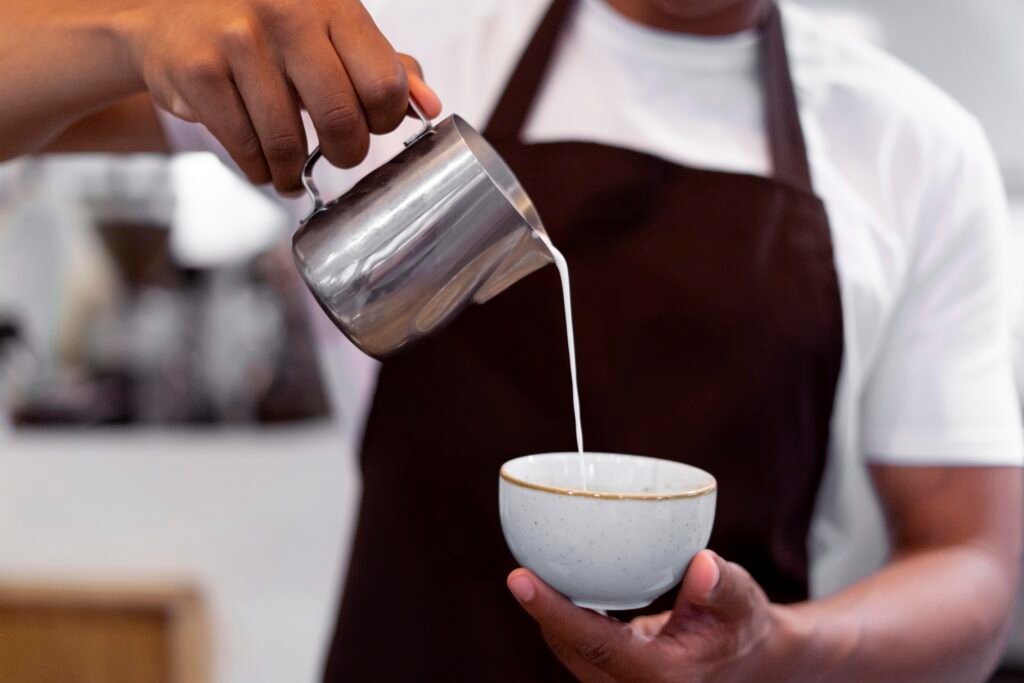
[0,1,1022,682]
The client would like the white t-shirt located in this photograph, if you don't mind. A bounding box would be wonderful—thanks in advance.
[162,0,1024,595]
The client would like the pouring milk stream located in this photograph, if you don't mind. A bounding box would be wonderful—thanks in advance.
[291,100,587,482]
[538,234,585,456]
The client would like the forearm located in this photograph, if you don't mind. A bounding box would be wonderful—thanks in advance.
[42,93,169,154]
[782,544,1020,683]
[0,0,143,159]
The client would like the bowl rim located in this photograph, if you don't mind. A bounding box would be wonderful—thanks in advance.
[499,452,717,501]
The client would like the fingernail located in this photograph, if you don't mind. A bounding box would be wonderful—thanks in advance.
[706,552,722,598]
[508,574,536,603]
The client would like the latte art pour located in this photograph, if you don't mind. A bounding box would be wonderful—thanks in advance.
[538,234,586,485]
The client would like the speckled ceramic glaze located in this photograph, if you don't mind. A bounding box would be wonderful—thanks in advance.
[499,452,717,611]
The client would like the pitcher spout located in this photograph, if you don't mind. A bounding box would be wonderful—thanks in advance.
[474,229,554,305]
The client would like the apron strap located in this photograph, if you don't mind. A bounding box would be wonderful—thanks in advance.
[483,0,574,142]
[759,3,814,194]
[484,0,815,195]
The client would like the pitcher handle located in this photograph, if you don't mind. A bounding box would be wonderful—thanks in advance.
[300,98,435,226]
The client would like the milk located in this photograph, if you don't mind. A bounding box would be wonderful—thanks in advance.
[538,235,585,458]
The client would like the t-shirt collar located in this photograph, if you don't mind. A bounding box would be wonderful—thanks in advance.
[580,0,762,70]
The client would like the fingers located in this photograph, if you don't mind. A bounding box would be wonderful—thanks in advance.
[628,612,671,638]
[164,91,198,123]
[329,4,410,135]
[290,9,441,169]
[399,53,424,81]
[141,0,444,194]
[674,550,767,625]
[507,569,637,679]
[290,43,441,169]
[231,57,308,193]
[178,56,271,186]
[208,16,308,192]
[399,54,443,119]
[541,631,621,683]
[286,38,370,169]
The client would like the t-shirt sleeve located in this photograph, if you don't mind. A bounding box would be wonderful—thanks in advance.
[861,118,1024,466]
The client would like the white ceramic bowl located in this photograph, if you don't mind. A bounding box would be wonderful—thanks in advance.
[499,452,717,611]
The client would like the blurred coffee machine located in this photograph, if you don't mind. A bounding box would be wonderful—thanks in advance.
[0,154,329,427]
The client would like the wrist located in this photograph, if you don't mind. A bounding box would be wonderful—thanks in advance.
[78,4,149,95]
[0,0,149,157]
[45,1,148,104]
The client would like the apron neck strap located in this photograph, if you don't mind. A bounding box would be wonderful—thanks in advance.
[483,0,815,195]
[759,3,814,193]
[483,0,575,142]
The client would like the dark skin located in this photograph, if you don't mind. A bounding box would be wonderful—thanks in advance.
[607,0,770,34]
[0,0,442,191]
[0,1,1021,681]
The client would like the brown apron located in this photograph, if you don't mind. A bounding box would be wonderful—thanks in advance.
[324,2,843,680]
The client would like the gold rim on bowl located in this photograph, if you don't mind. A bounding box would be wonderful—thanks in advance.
[499,467,717,501]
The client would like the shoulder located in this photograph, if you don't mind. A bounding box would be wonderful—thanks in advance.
[781,3,1003,243]
[782,1,987,149]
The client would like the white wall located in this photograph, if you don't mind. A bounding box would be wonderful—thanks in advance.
[0,426,359,683]
[800,0,1024,190]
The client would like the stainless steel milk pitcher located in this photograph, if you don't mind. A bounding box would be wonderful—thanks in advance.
[292,101,552,359]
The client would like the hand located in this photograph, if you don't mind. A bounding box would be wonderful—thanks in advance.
[508,551,809,683]
[118,0,443,193]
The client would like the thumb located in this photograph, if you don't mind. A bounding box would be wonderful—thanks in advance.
[508,569,637,677]
[672,551,766,625]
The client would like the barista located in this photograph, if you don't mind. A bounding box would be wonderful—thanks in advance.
[1,0,1022,681]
